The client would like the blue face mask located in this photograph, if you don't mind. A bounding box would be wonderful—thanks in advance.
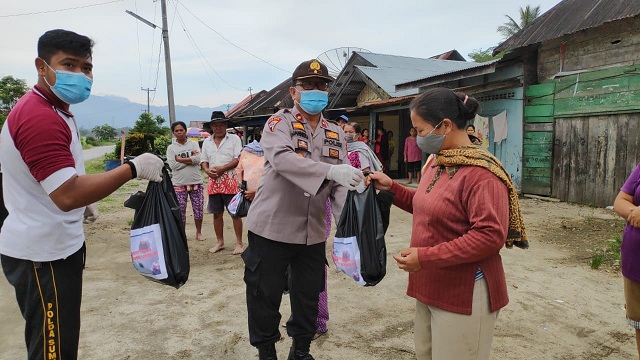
[43,61,92,104]
[295,89,328,115]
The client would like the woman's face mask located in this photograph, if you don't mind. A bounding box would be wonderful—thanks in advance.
[344,133,356,143]
[416,120,446,154]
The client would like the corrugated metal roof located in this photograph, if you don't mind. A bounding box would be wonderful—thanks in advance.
[228,79,293,120]
[353,53,479,96]
[395,58,501,90]
[494,0,640,54]
[429,50,466,61]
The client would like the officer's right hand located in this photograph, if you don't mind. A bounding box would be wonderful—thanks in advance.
[326,164,364,191]
[130,153,164,182]
[366,171,393,191]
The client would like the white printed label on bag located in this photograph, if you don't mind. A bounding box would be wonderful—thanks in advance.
[130,224,168,280]
[331,236,366,286]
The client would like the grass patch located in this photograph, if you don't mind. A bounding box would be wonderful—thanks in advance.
[590,233,623,270]
[85,158,106,175]
[590,253,605,269]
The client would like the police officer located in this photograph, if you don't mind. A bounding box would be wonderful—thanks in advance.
[243,59,364,360]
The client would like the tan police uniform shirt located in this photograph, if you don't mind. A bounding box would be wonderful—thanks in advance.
[246,107,348,245]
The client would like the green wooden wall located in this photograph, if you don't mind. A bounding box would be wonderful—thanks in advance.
[523,83,555,196]
[523,64,640,198]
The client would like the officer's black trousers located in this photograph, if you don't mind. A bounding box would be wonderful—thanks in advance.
[243,231,325,347]
[2,244,85,360]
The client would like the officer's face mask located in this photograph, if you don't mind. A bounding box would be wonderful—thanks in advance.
[41,59,93,104]
[416,120,446,154]
[295,88,328,115]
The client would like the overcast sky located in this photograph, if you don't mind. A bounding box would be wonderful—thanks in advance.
[1,0,562,108]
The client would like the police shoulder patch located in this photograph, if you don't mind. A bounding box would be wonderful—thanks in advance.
[268,117,282,132]
[292,122,305,130]
[329,148,340,159]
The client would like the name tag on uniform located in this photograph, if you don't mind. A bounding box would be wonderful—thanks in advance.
[325,130,339,140]
[293,130,308,139]
[293,122,305,130]
[297,139,308,150]
[323,138,342,148]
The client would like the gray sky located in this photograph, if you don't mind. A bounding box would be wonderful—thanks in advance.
[1,0,562,108]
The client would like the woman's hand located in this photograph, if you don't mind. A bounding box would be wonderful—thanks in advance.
[365,171,393,191]
[629,206,640,228]
[392,248,422,272]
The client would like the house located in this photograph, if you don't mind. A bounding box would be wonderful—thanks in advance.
[493,0,640,206]
[395,57,528,190]
[327,51,479,176]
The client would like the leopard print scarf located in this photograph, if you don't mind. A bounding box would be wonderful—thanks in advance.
[427,146,528,249]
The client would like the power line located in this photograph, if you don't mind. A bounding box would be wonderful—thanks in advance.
[0,0,123,18]
[175,1,289,74]
[174,5,246,93]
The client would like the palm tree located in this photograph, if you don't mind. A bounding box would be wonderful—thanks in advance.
[497,5,542,39]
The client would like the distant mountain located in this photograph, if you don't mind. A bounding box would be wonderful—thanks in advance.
[72,95,233,130]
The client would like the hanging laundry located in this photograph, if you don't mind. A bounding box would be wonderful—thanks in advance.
[493,111,508,143]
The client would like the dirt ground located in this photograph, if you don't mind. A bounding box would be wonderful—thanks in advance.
[0,180,636,360]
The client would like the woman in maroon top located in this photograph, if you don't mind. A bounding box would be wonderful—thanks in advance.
[369,88,523,360]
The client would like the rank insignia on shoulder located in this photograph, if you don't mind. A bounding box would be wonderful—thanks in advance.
[268,117,282,132]
[321,119,328,128]
[293,122,305,130]
[295,113,303,121]
[325,130,339,140]
[329,148,340,159]
[297,139,308,150]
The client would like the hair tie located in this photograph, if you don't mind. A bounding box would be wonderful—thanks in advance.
[463,95,469,105]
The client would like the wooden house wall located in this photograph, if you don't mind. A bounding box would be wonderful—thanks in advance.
[538,16,640,81]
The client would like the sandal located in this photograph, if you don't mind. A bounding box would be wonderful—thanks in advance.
[312,331,327,340]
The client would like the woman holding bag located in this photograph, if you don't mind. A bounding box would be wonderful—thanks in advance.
[367,88,527,360]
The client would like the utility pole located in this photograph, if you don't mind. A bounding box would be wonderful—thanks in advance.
[125,2,176,125]
[160,0,176,125]
[141,87,156,113]
[248,87,253,97]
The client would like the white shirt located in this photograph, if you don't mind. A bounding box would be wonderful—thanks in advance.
[0,89,85,261]
[200,134,242,169]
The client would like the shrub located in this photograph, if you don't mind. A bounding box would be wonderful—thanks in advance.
[113,133,172,158]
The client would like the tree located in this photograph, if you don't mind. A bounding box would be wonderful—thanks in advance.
[497,5,541,39]
[92,124,117,140]
[468,48,504,62]
[0,76,29,113]
[130,112,168,135]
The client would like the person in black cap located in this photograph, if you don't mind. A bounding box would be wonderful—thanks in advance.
[200,111,244,255]
[243,59,364,360]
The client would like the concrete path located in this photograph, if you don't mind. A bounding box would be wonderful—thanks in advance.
[83,145,115,161]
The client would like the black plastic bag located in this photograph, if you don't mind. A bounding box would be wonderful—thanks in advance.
[128,166,190,288]
[331,184,393,286]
